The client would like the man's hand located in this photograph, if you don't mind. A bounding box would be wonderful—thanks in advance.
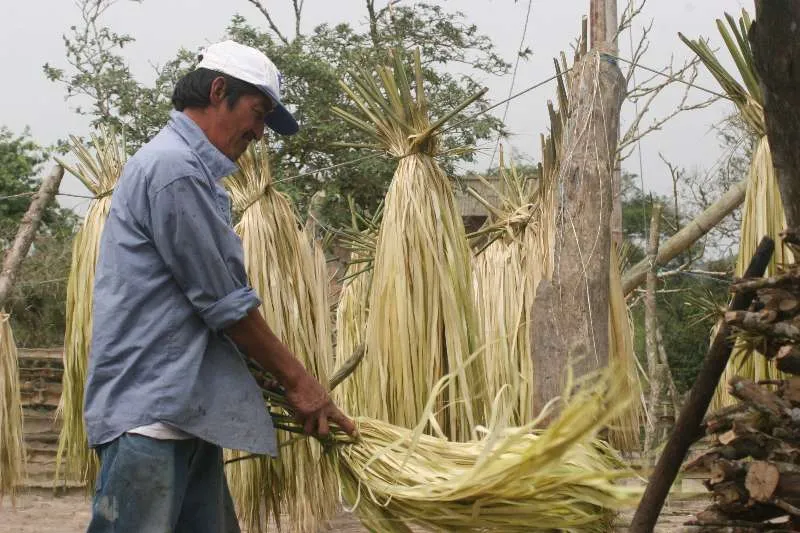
[225,308,357,439]
[284,372,357,438]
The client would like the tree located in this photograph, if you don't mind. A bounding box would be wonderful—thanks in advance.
[621,171,736,394]
[0,128,77,347]
[45,0,510,227]
[750,0,800,232]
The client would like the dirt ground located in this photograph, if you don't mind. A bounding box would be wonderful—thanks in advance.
[0,488,709,533]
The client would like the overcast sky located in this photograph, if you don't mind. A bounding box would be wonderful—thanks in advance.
[2,0,750,212]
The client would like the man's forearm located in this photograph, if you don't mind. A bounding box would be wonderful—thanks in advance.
[225,308,308,389]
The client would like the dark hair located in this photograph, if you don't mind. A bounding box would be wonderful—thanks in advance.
[172,68,264,111]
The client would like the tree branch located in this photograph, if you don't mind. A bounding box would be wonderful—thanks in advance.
[245,0,290,44]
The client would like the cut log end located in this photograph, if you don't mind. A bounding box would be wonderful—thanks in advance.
[745,461,780,502]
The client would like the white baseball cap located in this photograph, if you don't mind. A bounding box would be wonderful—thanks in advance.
[197,40,299,136]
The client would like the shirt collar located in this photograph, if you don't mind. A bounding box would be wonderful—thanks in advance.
[168,110,238,181]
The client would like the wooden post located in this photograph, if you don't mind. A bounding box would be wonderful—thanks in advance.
[622,178,747,295]
[531,51,625,413]
[0,164,64,310]
[629,236,775,533]
[750,1,800,231]
[643,202,663,454]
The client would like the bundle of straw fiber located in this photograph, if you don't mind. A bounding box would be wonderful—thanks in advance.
[0,313,24,499]
[469,149,555,427]
[55,130,124,486]
[334,204,380,415]
[681,11,793,409]
[264,358,638,532]
[607,246,645,451]
[332,49,488,441]
[225,141,336,533]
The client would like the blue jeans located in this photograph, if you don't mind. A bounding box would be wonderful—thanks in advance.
[87,433,240,533]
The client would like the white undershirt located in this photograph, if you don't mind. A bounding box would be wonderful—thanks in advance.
[127,422,194,440]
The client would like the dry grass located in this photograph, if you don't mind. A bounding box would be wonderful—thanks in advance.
[332,50,488,442]
[333,361,639,532]
[225,141,337,533]
[0,313,24,500]
[55,130,124,487]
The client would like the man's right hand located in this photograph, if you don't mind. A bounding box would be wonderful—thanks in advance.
[284,372,357,438]
[226,308,357,439]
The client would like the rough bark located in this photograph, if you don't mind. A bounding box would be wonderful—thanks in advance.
[0,164,64,310]
[590,0,623,247]
[622,178,747,295]
[750,1,800,231]
[657,327,682,413]
[776,346,800,376]
[530,51,625,412]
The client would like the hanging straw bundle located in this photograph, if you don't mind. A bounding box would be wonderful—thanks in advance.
[0,313,24,500]
[55,129,124,487]
[607,246,645,451]
[224,141,336,533]
[681,11,793,409]
[468,149,555,427]
[332,50,488,441]
[334,203,381,414]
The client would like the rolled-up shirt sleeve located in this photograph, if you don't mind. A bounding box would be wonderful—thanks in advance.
[150,175,260,331]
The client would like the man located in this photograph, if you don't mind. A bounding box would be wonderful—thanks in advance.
[83,40,356,533]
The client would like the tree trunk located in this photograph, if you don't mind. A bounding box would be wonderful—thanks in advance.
[530,51,625,413]
[656,327,682,414]
[750,1,800,231]
[622,178,747,295]
[0,164,64,310]
[644,203,663,454]
[591,0,624,249]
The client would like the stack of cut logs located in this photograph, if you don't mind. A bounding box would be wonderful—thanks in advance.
[684,270,800,532]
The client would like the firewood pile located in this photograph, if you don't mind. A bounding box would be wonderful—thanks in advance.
[684,264,800,532]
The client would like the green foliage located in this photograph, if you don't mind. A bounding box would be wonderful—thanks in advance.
[45,0,510,228]
[0,128,77,347]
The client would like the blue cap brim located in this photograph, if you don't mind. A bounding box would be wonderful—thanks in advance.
[259,86,299,136]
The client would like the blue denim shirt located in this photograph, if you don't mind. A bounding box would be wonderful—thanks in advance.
[84,110,277,455]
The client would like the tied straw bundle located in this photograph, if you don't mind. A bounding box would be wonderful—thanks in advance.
[55,129,123,487]
[225,141,337,533]
[680,11,794,409]
[0,313,24,500]
[332,49,488,442]
[334,202,381,415]
[469,148,556,427]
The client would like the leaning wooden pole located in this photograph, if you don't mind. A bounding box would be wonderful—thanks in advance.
[531,51,625,413]
[750,0,800,231]
[622,178,747,296]
[630,236,775,533]
[0,163,64,498]
[0,164,64,308]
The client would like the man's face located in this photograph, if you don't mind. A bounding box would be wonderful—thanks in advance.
[206,77,273,161]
